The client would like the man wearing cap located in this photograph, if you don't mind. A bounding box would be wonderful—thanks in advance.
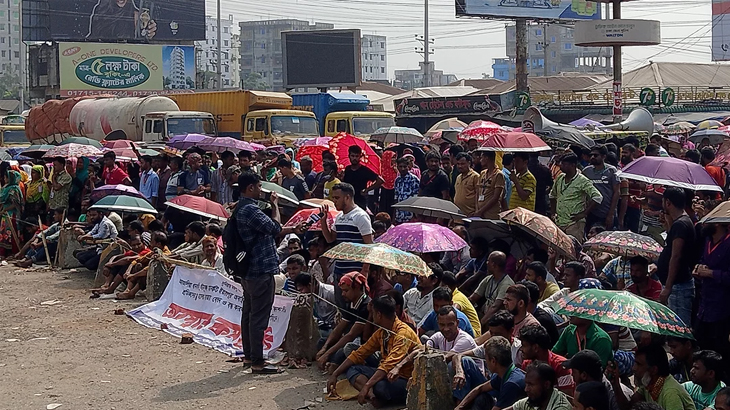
[564,349,631,410]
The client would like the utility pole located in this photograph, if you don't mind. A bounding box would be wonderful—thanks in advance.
[515,19,528,92]
[18,0,25,110]
[216,0,222,90]
[542,23,548,77]
[423,0,431,87]
[612,0,622,122]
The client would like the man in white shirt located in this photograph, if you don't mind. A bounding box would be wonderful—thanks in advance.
[403,265,442,325]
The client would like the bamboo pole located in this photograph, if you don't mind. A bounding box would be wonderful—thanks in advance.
[38,215,52,266]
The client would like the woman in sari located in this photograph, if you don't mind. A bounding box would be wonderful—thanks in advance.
[0,170,23,257]
[25,165,50,221]
[69,157,90,219]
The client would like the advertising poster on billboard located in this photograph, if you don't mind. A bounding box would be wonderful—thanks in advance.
[456,0,601,20]
[23,0,205,42]
[58,42,195,97]
[712,0,730,61]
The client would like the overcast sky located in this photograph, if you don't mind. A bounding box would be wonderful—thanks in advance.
[207,0,714,80]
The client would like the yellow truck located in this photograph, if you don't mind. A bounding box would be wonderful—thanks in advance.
[170,90,319,144]
[0,125,28,147]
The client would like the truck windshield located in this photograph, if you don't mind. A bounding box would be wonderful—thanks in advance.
[2,130,27,144]
[166,118,217,137]
[271,116,318,136]
[352,117,396,136]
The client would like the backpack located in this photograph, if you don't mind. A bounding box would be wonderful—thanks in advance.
[222,205,252,282]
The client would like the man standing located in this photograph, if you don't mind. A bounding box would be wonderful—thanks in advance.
[47,156,73,213]
[155,155,172,210]
[419,151,451,200]
[138,155,159,208]
[342,145,384,211]
[549,153,603,242]
[165,157,184,201]
[454,152,480,216]
[509,152,537,212]
[102,151,132,185]
[299,155,317,190]
[211,151,236,205]
[627,256,663,302]
[701,147,726,190]
[529,153,553,216]
[583,145,620,231]
[277,158,309,200]
[620,144,643,232]
[656,187,696,325]
[177,153,210,197]
[235,172,304,374]
[393,157,420,224]
[476,151,505,219]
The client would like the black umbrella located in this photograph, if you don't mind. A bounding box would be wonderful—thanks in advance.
[385,143,427,170]
[536,124,596,149]
[463,217,536,260]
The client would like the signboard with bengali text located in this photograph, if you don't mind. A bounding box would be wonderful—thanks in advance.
[456,0,601,20]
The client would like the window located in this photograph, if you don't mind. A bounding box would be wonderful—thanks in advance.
[564,43,572,50]
[381,67,385,74]
[261,43,265,49]
[536,44,542,51]
[1,51,4,58]
[551,51,556,58]
[535,29,542,36]
[552,66,557,73]
[380,55,384,61]
[380,42,385,48]
[261,29,266,34]
[327,120,335,133]
[13,51,17,58]
[551,36,556,43]
[224,27,229,33]
[254,117,266,132]
[224,40,229,47]
[206,51,209,58]
[12,38,17,45]
[336,119,348,133]
[12,11,18,19]
[0,24,4,31]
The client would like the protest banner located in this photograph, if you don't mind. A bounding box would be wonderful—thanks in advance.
[128,266,294,357]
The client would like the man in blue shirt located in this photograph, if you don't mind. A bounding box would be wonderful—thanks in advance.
[235,172,305,374]
[418,287,475,340]
[177,153,210,197]
[138,155,160,207]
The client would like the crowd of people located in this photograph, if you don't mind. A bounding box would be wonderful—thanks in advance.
[5,132,730,410]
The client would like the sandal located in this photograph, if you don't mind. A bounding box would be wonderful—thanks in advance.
[252,364,283,374]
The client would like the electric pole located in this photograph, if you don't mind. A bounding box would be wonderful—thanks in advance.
[542,23,548,77]
[515,19,528,92]
[216,0,222,90]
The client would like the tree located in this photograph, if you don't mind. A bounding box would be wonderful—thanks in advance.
[242,72,268,91]
[0,72,21,99]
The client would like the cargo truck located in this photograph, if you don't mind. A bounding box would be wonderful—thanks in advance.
[170,90,319,144]
[25,96,216,143]
[292,92,395,138]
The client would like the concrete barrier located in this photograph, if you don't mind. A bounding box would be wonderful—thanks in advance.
[94,242,128,287]
[146,260,171,302]
[406,352,454,410]
[283,294,320,361]
[57,229,82,269]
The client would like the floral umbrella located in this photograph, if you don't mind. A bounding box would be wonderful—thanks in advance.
[583,231,662,260]
[375,222,467,253]
[458,120,504,142]
[167,134,209,150]
[499,207,575,260]
[663,121,695,134]
[554,289,694,338]
[283,207,341,232]
[710,140,730,170]
[328,132,381,174]
[42,143,103,159]
[322,242,432,277]
[90,184,146,202]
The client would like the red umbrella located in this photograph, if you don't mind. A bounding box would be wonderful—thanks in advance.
[103,140,137,150]
[459,120,504,141]
[104,148,139,161]
[165,194,230,222]
[478,131,551,153]
[296,145,329,173]
[283,207,341,232]
[328,132,381,174]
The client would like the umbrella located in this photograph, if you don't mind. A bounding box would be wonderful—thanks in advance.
[21,144,55,159]
[385,143,427,170]
[90,184,146,202]
[534,124,596,148]
[250,142,267,151]
[554,289,694,338]
[328,132,381,174]
[294,137,332,147]
[569,118,603,128]
[138,148,161,157]
[425,117,468,137]
[653,122,666,133]
[459,120,504,142]
[42,143,103,159]
[370,127,424,145]
[322,242,432,277]
[0,149,11,161]
[260,181,299,207]
[700,200,730,224]
[165,194,230,222]
[617,156,722,192]
[89,195,156,214]
[499,207,575,259]
[583,231,663,260]
[103,140,137,150]
[392,196,466,220]
[296,145,329,173]
[167,133,209,150]
[102,148,139,161]
[283,207,341,232]
[429,128,462,145]
[198,137,255,154]
[463,218,535,260]
[664,121,695,134]
[60,137,103,149]
[697,119,723,130]
[375,222,468,253]
[477,131,551,153]
[688,129,728,145]
[710,140,730,170]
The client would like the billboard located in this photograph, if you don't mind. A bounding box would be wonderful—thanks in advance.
[455,0,601,20]
[23,0,205,42]
[59,42,195,97]
[712,0,730,61]
[282,29,361,89]
[393,94,513,118]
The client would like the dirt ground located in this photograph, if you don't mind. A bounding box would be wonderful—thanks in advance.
[0,265,383,410]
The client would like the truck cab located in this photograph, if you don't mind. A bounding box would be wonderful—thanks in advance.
[142,111,217,143]
[324,111,395,139]
[243,109,319,146]
[0,124,28,147]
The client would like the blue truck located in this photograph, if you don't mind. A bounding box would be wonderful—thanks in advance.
[291,92,395,138]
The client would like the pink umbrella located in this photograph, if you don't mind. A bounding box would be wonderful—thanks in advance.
[91,184,145,202]
[168,134,209,150]
[459,120,504,141]
[165,194,230,222]
[198,137,255,153]
[249,143,267,151]
[42,143,103,159]
[103,140,137,150]
[477,131,551,153]
[375,223,468,253]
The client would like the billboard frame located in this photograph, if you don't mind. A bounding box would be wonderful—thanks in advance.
[281,29,362,90]
[455,0,601,22]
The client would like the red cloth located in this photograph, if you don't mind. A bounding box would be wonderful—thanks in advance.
[123,248,151,258]
[103,165,129,185]
[522,351,575,394]
[381,151,397,190]
[339,271,370,294]
[627,278,663,302]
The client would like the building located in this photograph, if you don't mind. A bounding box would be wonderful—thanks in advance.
[195,15,236,89]
[361,34,387,82]
[0,0,21,76]
[501,23,612,79]
[230,33,241,88]
[394,64,458,90]
[168,46,187,89]
[239,19,335,91]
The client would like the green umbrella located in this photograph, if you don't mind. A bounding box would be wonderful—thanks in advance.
[322,242,432,277]
[554,289,694,339]
[59,137,103,149]
[137,148,161,157]
[89,195,156,214]
[22,144,56,159]
[260,181,299,207]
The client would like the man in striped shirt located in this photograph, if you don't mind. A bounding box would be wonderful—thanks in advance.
[320,182,374,308]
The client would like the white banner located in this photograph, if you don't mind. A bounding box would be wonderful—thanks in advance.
[128,266,294,357]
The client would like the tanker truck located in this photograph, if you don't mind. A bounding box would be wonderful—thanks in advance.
[25,96,217,144]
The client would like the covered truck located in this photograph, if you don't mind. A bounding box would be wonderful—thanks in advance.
[170,90,319,144]
[292,92,395,138]
[26,96,216,143]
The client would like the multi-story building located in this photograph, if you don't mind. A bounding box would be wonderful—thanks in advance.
[195,15,236,88]
[394,64,458,90]
[168,46,187,89]
[361,34,387,82]
[502,23,612,79]
[239,19,335,91]
[492,58,515,81]
[0,0,21,75]
[230,33,241,89]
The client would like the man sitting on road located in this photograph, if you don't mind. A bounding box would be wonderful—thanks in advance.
[74,209,119,271]
[418,286,475,341]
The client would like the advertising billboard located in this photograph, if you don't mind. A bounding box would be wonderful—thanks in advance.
[23,0,205,42]
[282,29,362,89]
[455,0,601,20]
[59,42,195,97]
[712,0,730,61]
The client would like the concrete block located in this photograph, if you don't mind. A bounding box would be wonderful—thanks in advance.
[283,294,320,361]
[58,229,82,269]
[146,259,170,302]
[407,352,454,410]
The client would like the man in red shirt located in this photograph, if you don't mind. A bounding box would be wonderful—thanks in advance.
[627,255,662,302]
[519,324,575,395]
[102,151,132,186]
[701,147,726,193]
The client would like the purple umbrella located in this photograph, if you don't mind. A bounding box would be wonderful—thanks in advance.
[617,156,722,192]
[167,134,209,150]
[91,184,146,202]
[569,117,603,128]
[198,137,255,153]
[375,223,468,253]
